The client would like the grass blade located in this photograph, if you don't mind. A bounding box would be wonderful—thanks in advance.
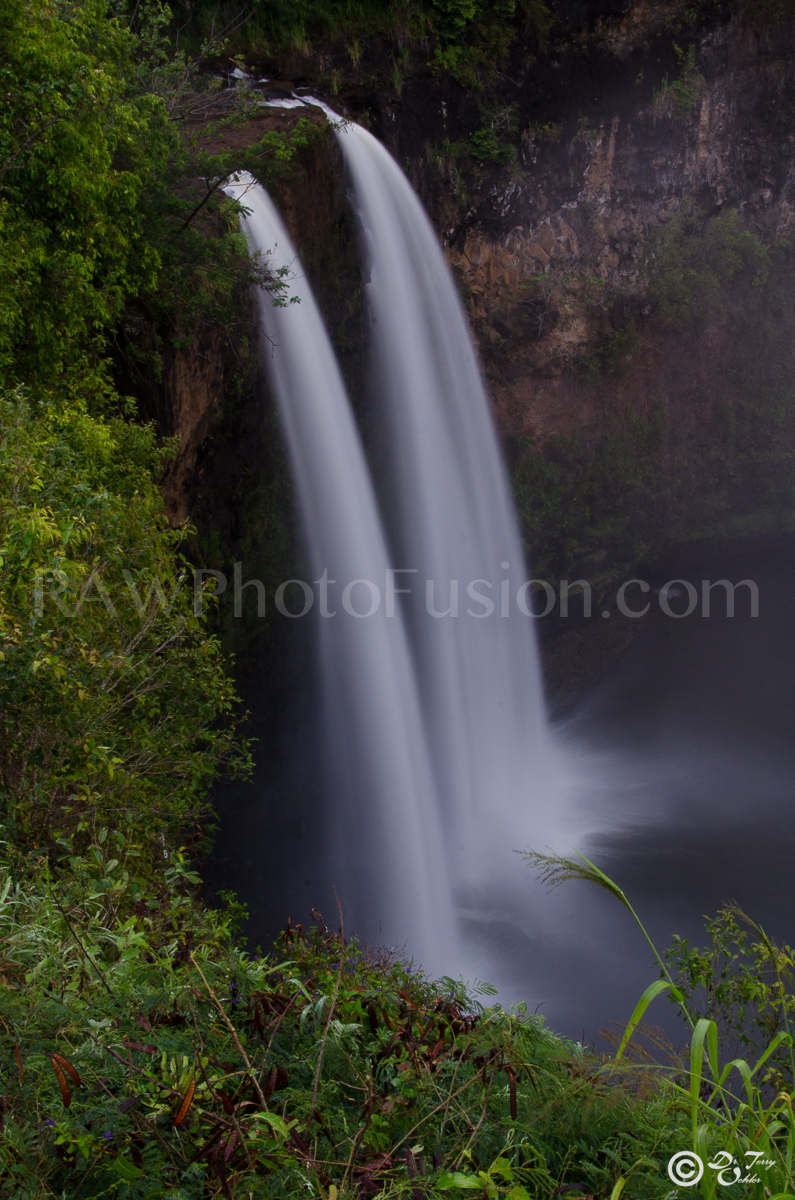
[615,979,672,1062]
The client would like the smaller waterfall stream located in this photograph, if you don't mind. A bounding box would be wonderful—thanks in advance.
[223,173,457,967]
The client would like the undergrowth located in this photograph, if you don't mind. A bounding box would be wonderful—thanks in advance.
[1,837,686,1199]
[526,851,795,1200]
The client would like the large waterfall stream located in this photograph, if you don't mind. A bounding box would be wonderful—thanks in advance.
[331,118,555,862]
[224,113,576,977]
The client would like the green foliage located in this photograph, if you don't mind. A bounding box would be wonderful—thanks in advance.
[649,207,769,328]
[469,106,520,164]
[431,0,482,37]
[576,326,639,382]
[0,0,176,396]
[0,852,684,1199]
[171,0,552,92]
[467,127,513,164]
[0,389,250,862]
[0,0,322,406]
[527,853,795,1199]
[511,419,665,589]
[0,843,295,1198]
[652,43,706,120]
[433,104,520,170]
[524,119,563,144]
[428,0,551,87]
[666,905,795,1091]
[169,0,413,61]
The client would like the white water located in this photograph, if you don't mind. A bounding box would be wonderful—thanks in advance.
[223,173,457,967]
[225,108,583,980]
[220,113,794,1030]
[328,115,571,886]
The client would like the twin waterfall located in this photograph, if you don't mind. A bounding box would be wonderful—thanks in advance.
[226,110,560,974]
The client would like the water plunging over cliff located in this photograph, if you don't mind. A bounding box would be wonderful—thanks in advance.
[226,116,571,972]
[223,173,456,967]
[328,115,556,876]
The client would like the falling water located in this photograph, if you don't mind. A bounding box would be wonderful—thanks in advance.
[225,96,579,981]
[223,173,457,967]
[221,109,795,1027]
[326,114,564,884]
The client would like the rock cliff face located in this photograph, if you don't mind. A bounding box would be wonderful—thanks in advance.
[150,1,794,673]
[347,2,795,606]
[373,5,795,444]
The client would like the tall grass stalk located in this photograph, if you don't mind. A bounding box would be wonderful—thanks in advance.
[524,850,795,1199]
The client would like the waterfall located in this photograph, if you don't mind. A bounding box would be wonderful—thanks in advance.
[223,173,457,967]
[326,114,559,881]
[226,106,570,978]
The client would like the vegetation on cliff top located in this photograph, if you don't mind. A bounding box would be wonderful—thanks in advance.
[0,390,251,860]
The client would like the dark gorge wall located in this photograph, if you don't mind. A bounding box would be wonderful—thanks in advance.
[117,106,360,659]
[144,1,795,688]
[381,3,795,591]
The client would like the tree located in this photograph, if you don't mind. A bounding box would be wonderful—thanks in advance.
[0,0,181,397]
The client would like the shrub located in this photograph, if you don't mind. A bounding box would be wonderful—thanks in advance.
[0,855,685,1199]
[666,905,795,1093]
[649,208,769,329]
[0,388,250,866]
[526,852,795,1200]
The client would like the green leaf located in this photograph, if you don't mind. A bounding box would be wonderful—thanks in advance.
[436,1171,484,1190]
[615,979,672,1062]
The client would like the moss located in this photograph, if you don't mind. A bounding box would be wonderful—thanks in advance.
[511,418,667,592]
[576,325,641,382]
[652,43,706,120]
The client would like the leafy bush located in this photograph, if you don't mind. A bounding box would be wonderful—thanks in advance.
[526,853,795,1200]
[0,842,296,1198]
[649,208,769,329]
[169,0,552,90]
[0,845,685,1199]
[0,0,323,409]
[511,419,665,589]
[666,906,795,1093]
[0,389,250,863]
[652,44,706,120]
[0,0,177,397]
